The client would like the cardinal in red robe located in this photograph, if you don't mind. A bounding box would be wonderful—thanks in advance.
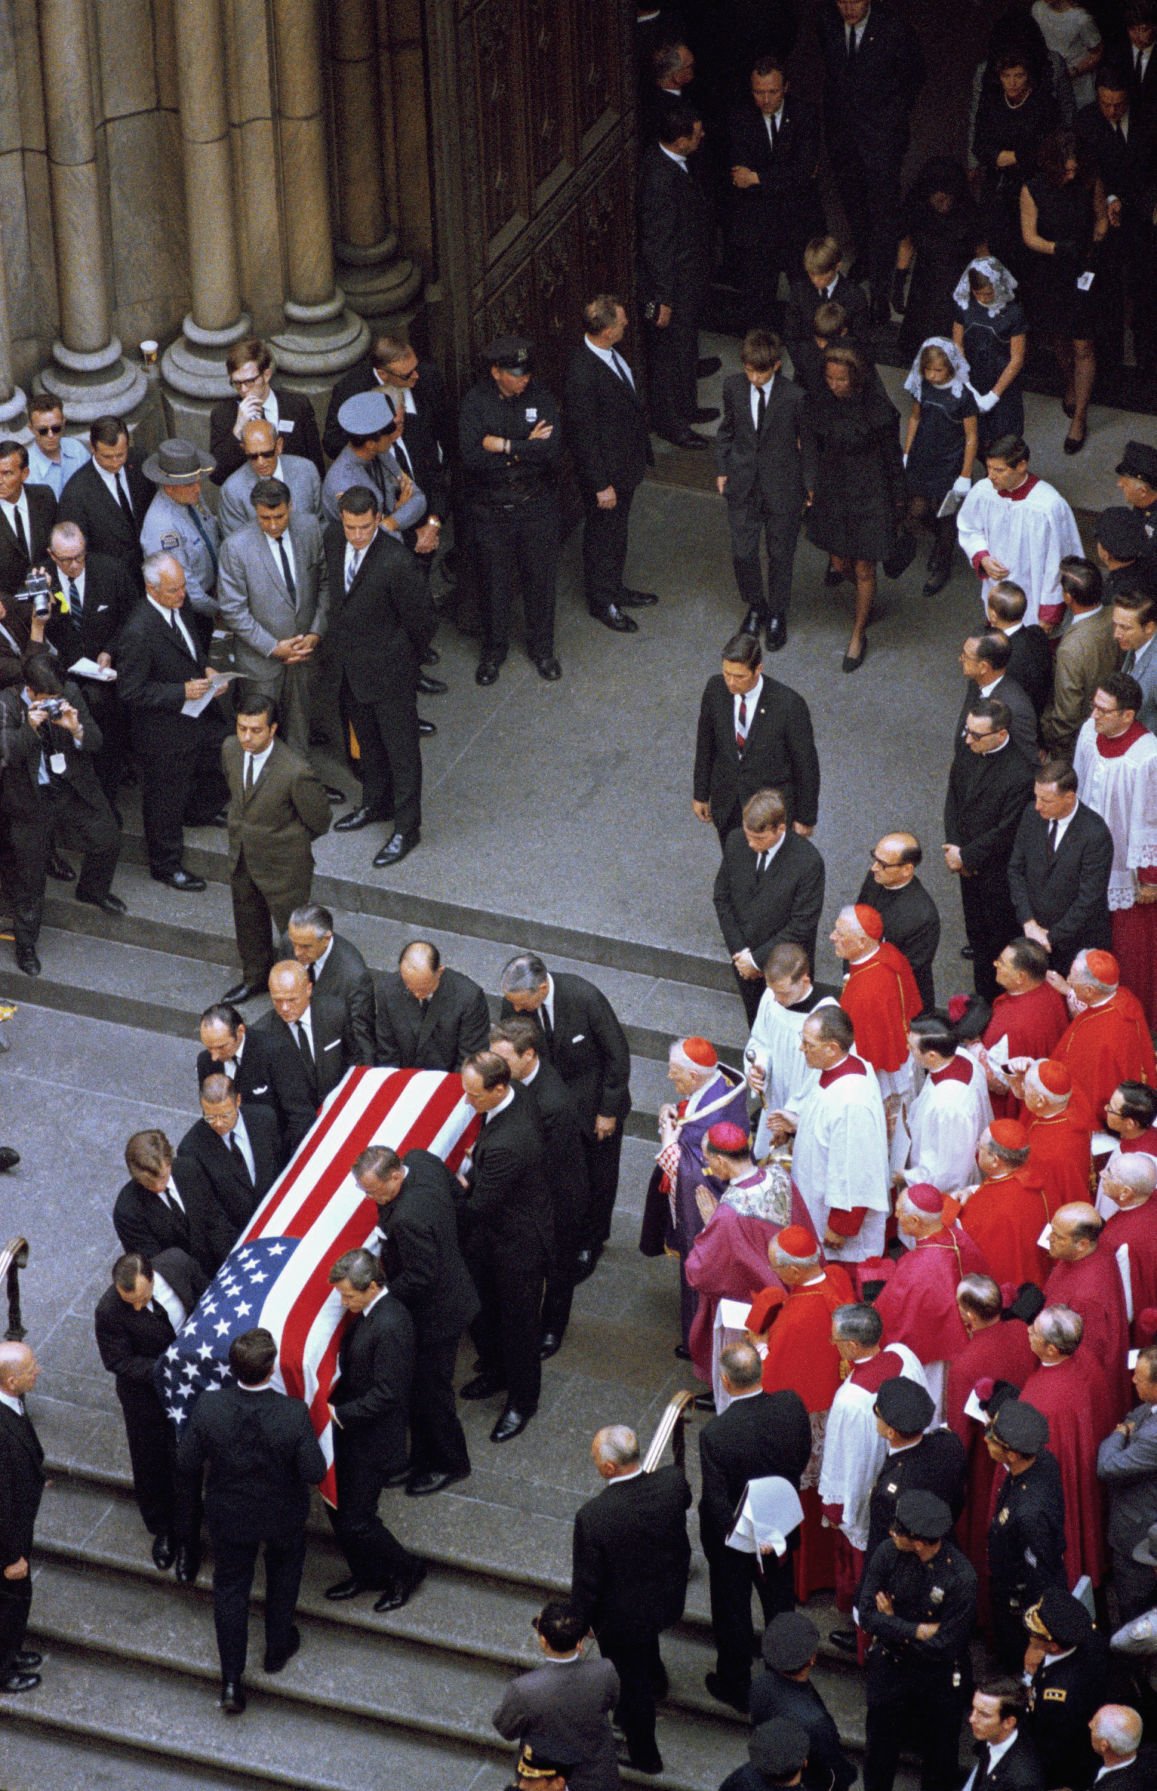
[873,1182,989,1419]
[1054,951,1157,1125]
[832,904,922,1102]
[1100,1152,1157,1344]
[1022,1059,1095,1213]
[1020,1308,1108,1588]
[747,1225,855,1598]
[1042,1201,1132,1416]
[982,942,1070,1120]
[960,1120,1052,1287]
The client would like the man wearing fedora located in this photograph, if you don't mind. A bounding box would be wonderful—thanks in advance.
[140,439,222,621]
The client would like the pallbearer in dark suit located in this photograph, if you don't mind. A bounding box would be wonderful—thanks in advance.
[564,295,656,635]
[374,938,491,1071]
[693,631,820,845]
[179,1072,285,1234]
[323,1250,426,1611]
[0,440,57,596]
[498,955,633,1273]
[570,1424,692,1777]
[114,1128,235,1277]
[197,1002,315,1154]
[714,788,826,1024]
[353,1145,478,1495]
[57,415,152,588]
[726,58,823,331]
[715,331,816,653]
[252,960,364,1145]
[0,1343,47,1694]
[94,1249,207,1574]
[458,1053,553,1441]
[944,697,1036,1001]
[284,903,376,1065]
[1007,760,1115,973]
[176,1328,326,1711]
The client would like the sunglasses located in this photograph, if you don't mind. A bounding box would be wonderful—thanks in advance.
[34,424,63,436]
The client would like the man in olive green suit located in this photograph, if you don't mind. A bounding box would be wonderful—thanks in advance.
[221,695,331,1004]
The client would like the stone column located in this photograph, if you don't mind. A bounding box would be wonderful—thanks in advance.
[330,0,422,321]
[161,0,252,417]
[0,227,27,434]
[36,0,146,421]
[268,0,369,376]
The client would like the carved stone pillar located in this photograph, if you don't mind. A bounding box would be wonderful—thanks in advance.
[0,228,27,434]
[329,0,422,322]
[161,0,251,416]
[36,0,147,422]
[268,0,369,376]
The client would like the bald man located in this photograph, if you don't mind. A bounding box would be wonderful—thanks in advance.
[217,418,322,537]
[1043,1202,1131,1416]
[252,959,364,1146]
[1088,1707,1146,1791]
[0,1342,46,1693]
[854,832,940,1014]
[373,940,491,1072]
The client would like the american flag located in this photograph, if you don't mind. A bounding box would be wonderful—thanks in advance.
[158,1066,479,1504]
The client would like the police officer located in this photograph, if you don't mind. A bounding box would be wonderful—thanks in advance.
[458,336,563,687]
[139,439,221,621]
[321,390,427,536]
[860,1490,976,1791]
[985,1399,1067,1671]
[863,1377,967,1567]
[1024,1588,1110,1791]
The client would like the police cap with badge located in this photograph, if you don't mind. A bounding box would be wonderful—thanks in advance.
[486,335,534,375]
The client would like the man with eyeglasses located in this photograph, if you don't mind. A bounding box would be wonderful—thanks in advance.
[207,337,324,485]
[216,418,321,537]
[854,831,940,1015]
[24,394,88,498]
[45,521,136,810]
[943,698,1035,1000]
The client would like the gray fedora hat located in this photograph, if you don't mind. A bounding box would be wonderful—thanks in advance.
[143,437,216,484]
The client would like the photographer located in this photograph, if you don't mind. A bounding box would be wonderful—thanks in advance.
[0,651,124,976]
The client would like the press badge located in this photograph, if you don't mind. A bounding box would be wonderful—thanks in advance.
[50,753,67,776]
[1076,272,1095,291]
[525,408,537,421]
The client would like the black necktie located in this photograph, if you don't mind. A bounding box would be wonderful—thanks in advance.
[394,437,414,480]
[756,386,767,431]
[293,1019,316,1090]
[10,505,28,557]
[244,753,255,795]
[847,25,857,66]
[539,1005,554,1052]
[116,472,136,526]
[148,1301,176,1343]
[1047,819,1058,859]
[226,1130,253,1185]
[611,350,632,386]
[973,1742,991,1787]
[307,963,316,985]
[276,536,297,604]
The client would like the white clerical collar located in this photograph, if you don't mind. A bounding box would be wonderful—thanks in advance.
[730,1386,763,1401]
[850,946,879,967]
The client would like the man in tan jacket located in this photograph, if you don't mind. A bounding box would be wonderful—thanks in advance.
[1040,554,1120,754]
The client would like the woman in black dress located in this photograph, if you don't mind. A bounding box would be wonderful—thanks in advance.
[893,159,985,361]
[973,32,1060,280]
[803,345,906,674]
[1020,128,1108,453]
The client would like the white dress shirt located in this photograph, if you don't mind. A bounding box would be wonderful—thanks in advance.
[150,1270,187,1333]
[734,674,764,743]
[750,376,775,427]
[146,593,198,660]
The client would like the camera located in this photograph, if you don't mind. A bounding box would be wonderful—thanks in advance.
[16,568,54,621]
[37,698,66,720]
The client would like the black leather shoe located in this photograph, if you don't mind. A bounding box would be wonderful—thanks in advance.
[12,1651,41,1671]
[658,427,709,450]
[418,718,437,736]
[829,1627,858,1653]
[373,830,419,868]
[152,1531,176,1571]
[152,868,206,892]
[75,890,127,915]
[221,981,265,1005]
[619,588,659,607]
[691,405,720,423]
[705,1671,749,1714]
[374,1560,427,1613]
[960,944,976,960]
[491,1406,534,1443]
[219,1680,246,1714]
[1,1670,41,1693]
[324,1575,365,1601]
[573,1245,600,1282]
[0,1147,20,1172]
[841,637,868,674]
[592,605,637,633]
[334,805,384,832]
[765,615,787,652]
[673,1344,691,1361]
[739,607,762,638]
[475,655,502,686]
[324,785,346,803]
[406,1467,470,1497]
[824,564,847,587]
[421,646,441,667]
[382,1466,411,1488]
[697,355,722,378]
[539,1332,563,1360]
[15,946,40,976]
[47,852,75,882]
[175,1544,200,1583]
[460,1373,506,1401]
[533,655,562,681]
[922,563,950,597]
[416,673,448,695]
[263,1626,300,1674]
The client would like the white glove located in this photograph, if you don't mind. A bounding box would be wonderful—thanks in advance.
[902,453,908,468]
[953,475,972,498]
[975,388,1000,413]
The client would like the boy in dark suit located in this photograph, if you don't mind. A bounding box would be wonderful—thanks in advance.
[714,787,826,1023]
[693,631,820,845]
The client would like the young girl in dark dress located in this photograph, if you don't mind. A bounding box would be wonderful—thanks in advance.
[902,339,979,596]
[893,159,985,361]
[952,258,1027,450]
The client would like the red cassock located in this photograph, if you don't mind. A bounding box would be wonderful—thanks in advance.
[1102,1201,1157,1345]
[873,1226,990,1365]
[1020,1355,1108,1588]
[960,1173,1052,1288]
[1043,1248,1132,1417]
[1026,1108,1094,1214]
[1054,992,1157,1126]
[840,944,923,1075]
[944,1319,1037,1607]
[982,984,1070,1121]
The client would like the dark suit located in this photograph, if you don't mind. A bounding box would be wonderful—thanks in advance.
[955,672,1039,769]
[0,484,57,596]
[222,734,330,987]
[726,94,823,325]
[944,741,1035,999]
[323,523,434,835]
[499,971,633,1250]
[714,827,826,1022]
[0,1398,46,1673]
[783,271,871,365]
[373,1147,478,1477]
[252,992,360,1146]
[329,1292,421,1589]
[462,1084,551,1413]
[522,1058,591,1344]
[177,1104,284,1233]
[113,1156,235,1278]
[698,1389,811,1698]
[115,599,229,876]
[1003,623,1053,717]
[963,1731,1045,1791]
[208,386,324,484]
[46,551,138,803]
[571,1465,692,1767]
[852,874,940,1015]
[58,456,152,583]
[749,1668,857,1791]
[715,373,815,626]
[176,1381,325,1680]
[290,933,376,1064]
[322,359,454,478]
[637,140,713,436]
[94,1247,207,1538]
[1007,799,1115,973]
[374,965,490,1071]
[196,1026,314,1155]
[694,669,820,843]
[564,340,652,618]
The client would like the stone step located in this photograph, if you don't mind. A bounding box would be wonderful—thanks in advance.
[0,1723,292,1791]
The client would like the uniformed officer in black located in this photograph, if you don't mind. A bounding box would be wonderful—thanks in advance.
[985,1399,1067,1671]
[863,1377,968,1567]
[458,336,563,688]
[860,1490,977,1791]
[1023,1588,1110,1791]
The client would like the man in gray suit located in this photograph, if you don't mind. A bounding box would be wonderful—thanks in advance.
[1113,585,1157,735]
[492,1598,620,1791]
[217,419,322,537]
[216,476,329,760]
[1097,1342,1157,1621]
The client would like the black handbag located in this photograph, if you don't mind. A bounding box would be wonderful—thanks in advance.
[883,526,918,580]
